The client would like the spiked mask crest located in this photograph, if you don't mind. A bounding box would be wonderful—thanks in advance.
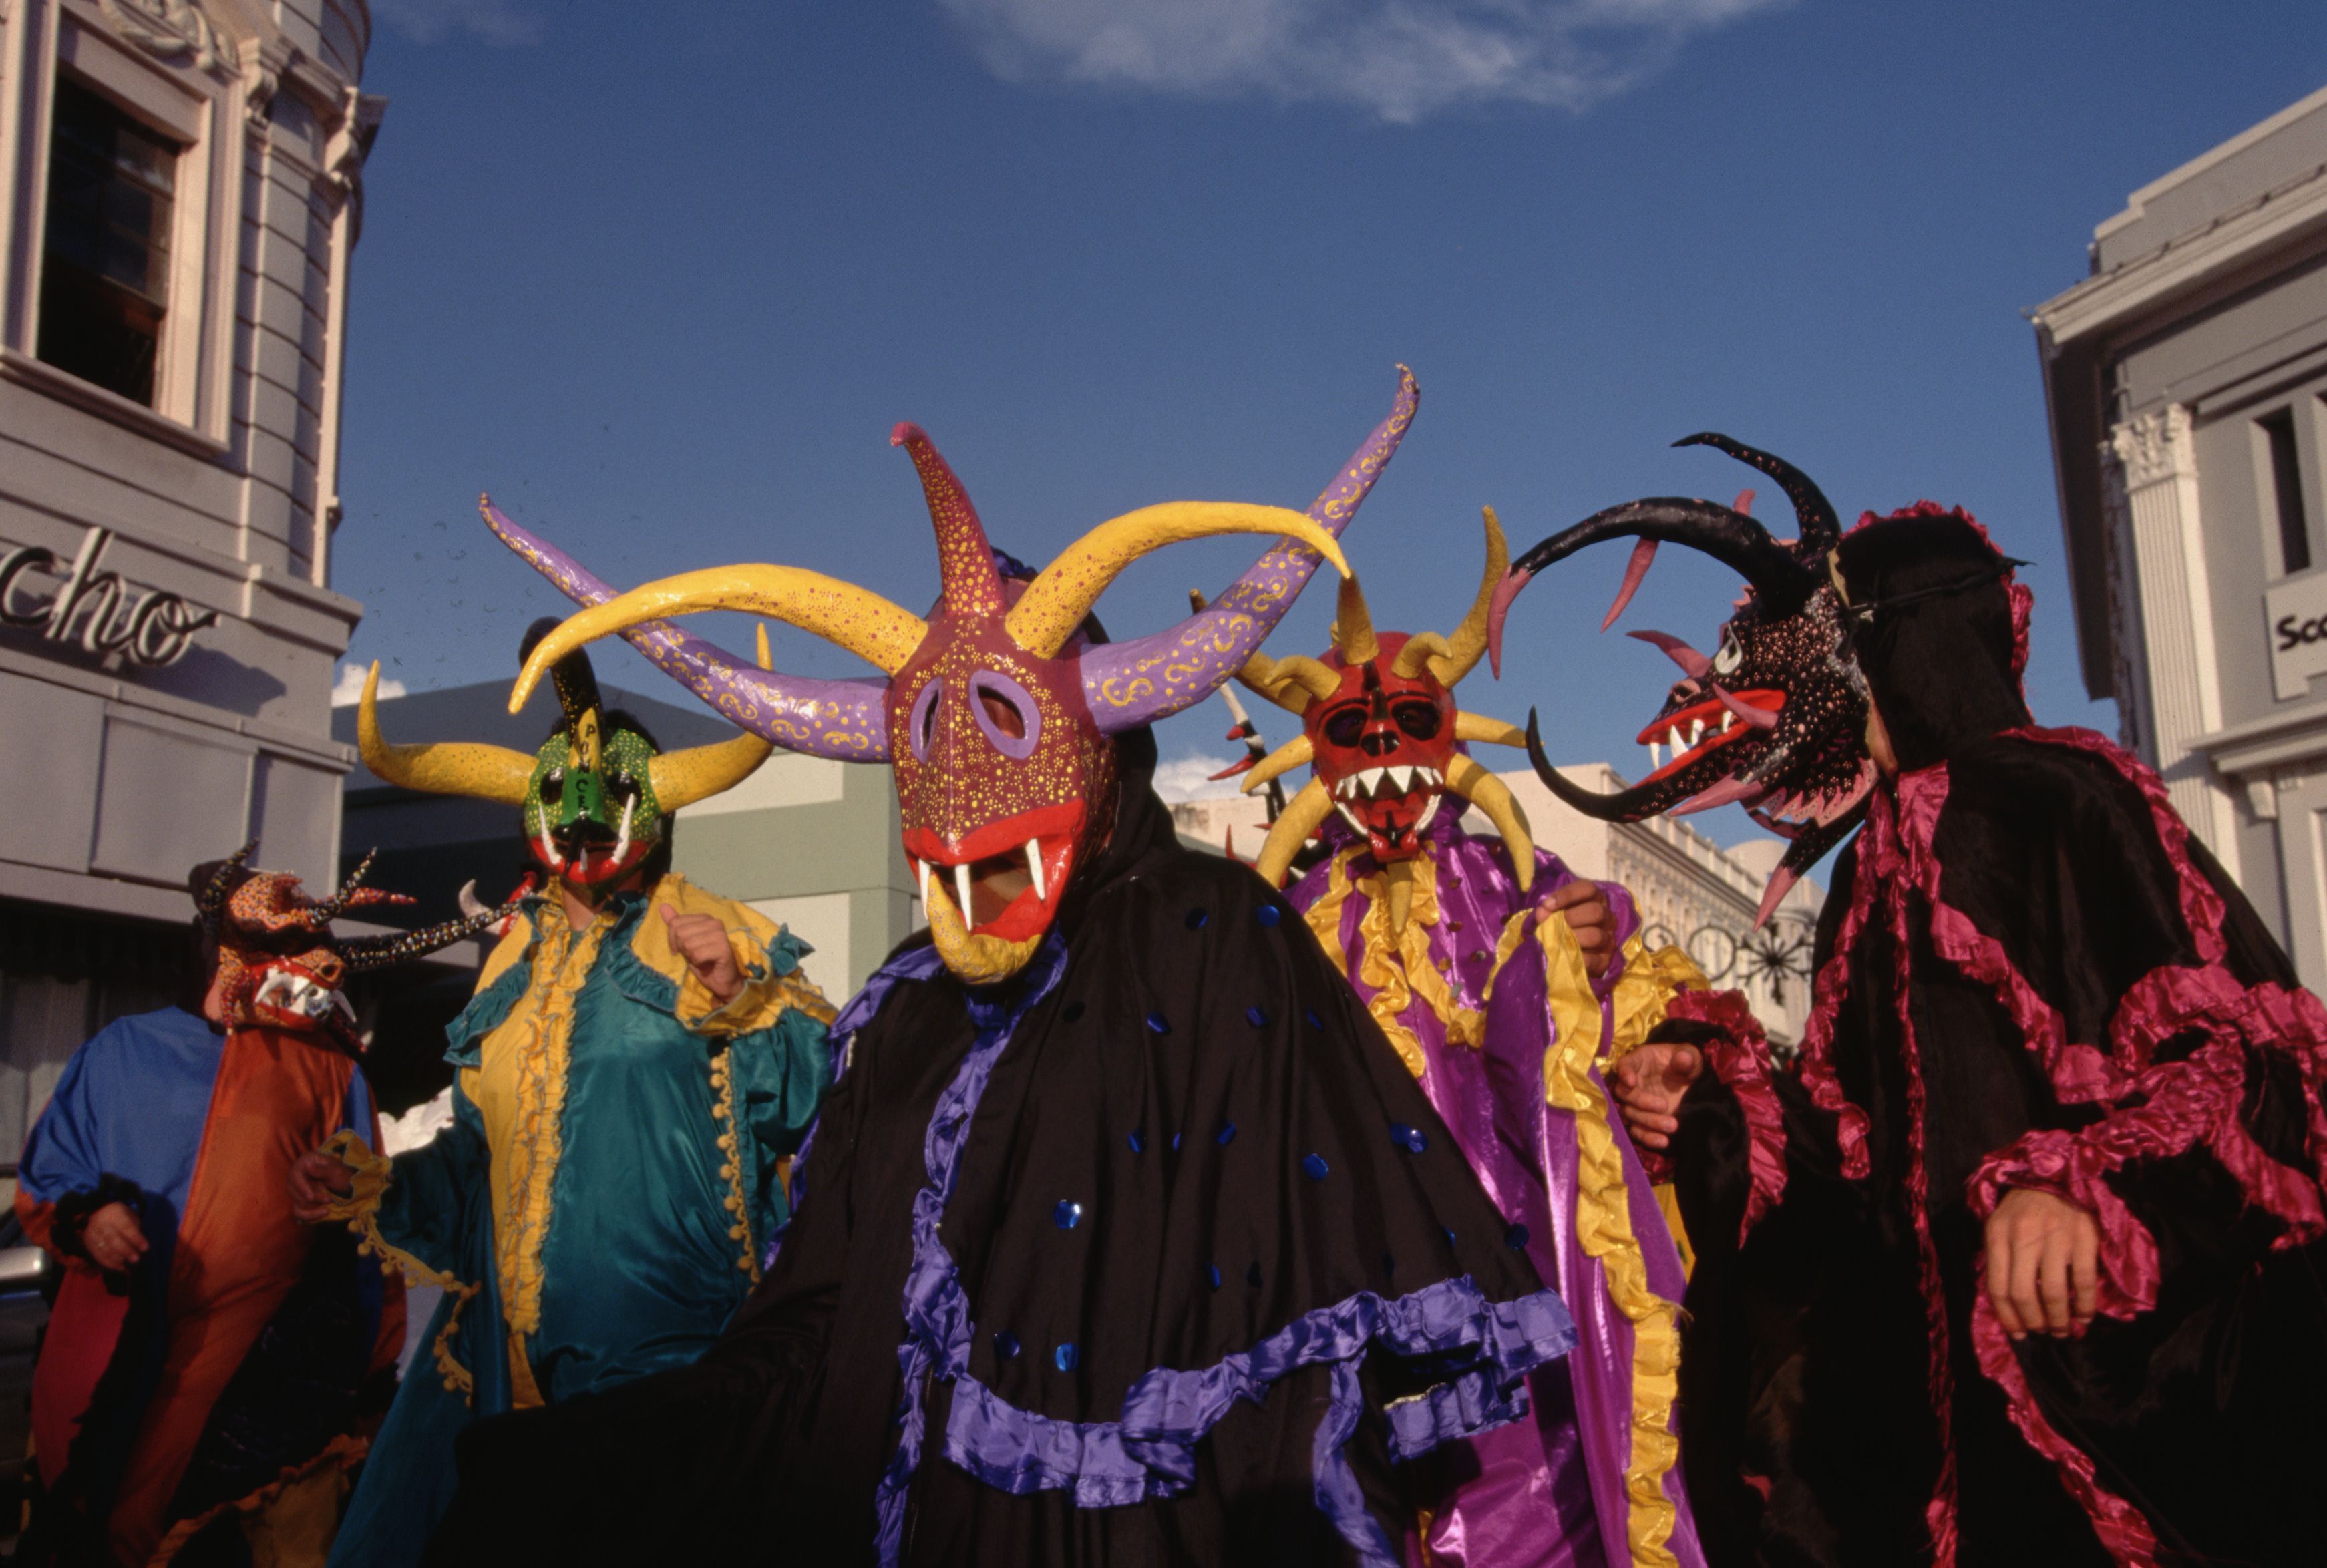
[1236,510,1537,928]
[499,371,1422,984]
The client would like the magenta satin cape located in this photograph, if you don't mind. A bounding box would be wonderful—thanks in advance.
[1288,811,1705,1568]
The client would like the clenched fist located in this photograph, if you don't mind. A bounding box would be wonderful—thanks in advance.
[1538,879,1616,978]
[289,1147,356,1223]
[660,904,743,1004]
[1607,1041,1705,1151]
[81,1201,147,1273]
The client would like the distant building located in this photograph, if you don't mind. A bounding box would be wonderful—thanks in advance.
[0,3,385,1163]
[2032,83,2327,986]
[1172,758,1823,1047]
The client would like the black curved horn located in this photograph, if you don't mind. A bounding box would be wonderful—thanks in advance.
[1672,433,1840,551]
[522,615,603,728]
[314,848,377,924]
[1508,498,1824,614]
[1524,710,1674,823]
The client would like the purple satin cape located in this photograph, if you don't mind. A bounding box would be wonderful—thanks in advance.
[1291,812,1707,1568]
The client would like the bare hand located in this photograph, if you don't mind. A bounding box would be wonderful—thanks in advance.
[81,1201,147,1272]
[1540,879,1616,978]
[661,904,743,1004]
[1985,1187,2101,1339]
[289,1147,356,1223]
[1608,1041,1703,1151]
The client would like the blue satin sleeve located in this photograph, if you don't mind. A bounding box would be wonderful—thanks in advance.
[729,1004,832,1237]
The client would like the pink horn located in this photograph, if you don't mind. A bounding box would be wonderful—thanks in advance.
[892,423,1004,618]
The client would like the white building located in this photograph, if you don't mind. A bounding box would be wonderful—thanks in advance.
[1172,759,1823,1047]
[2032,83,2327,986]
[0,1,385,1159]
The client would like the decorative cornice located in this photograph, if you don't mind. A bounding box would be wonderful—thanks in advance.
[96,0,224,73]
[2106,405,2195,490]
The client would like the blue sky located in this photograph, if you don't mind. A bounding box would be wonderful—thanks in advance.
[335,1,2327,843]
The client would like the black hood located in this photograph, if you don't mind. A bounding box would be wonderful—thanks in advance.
[1833,512,2030,774]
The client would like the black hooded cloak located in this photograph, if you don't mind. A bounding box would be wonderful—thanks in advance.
[421,731,1576,1567]
[1666,513,2327,1567]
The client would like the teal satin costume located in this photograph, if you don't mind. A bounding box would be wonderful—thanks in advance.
[326,875,833,1568]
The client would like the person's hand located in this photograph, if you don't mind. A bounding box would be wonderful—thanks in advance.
[661,904,743,1004]
[289,1147,356,1223]
[1985,1187,2101,1340]
[1539,879,1616,978]
[81,1201,146,1273]
[1608,1042,1704,1151]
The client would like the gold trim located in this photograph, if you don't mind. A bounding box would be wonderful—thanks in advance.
[321,1130,482,1402]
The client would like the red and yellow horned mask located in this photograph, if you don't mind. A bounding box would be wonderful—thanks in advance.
[500,373,1421,984]
[196,842,508,1051]
[1238,511,1536,926]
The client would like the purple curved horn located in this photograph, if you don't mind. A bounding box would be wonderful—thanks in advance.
[481,499,891,762]
[1076,365,1420,731]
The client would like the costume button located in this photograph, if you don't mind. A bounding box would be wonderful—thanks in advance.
[1127,1130,1145,1154]
[1185,907,1208,930]
[1257,904,1281,927]
[1302,1153,1329,1180]
[1245,1005,1268,1028]
[1215,1121,1236,1145]
[1206,1263,1222,1290]
[1390,1122,1427,1154]
[1146,1010,1171,1034]
[1054,1200,1083,1229]
[1505,1223,1531,1250]
[1053,1342,1079,1372]
[994,1330,1021,1359]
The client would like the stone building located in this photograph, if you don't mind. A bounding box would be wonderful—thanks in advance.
[2033,83,2327,985]
[0,1,386,1161]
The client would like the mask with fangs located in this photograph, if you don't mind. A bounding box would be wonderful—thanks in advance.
[1235,509,1538,932]
[492,370,1421,985]
[194,841,517,1051]
[1487,434,1880,926]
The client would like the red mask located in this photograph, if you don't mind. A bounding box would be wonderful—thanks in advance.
[1304,634,1459,863]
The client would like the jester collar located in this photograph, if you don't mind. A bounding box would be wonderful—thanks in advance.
[498,371,1423,984]
[1234,510,1536,933]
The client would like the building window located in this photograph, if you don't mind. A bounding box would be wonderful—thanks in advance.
[36,79,179,409]
[2262,408,2310,575]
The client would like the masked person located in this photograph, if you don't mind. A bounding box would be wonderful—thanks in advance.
[291,626,834,1568]
[418,371,1592,1567]
[17,849,498,1567]
[1491,437,2327,1567]
[1226,515,1735,1568]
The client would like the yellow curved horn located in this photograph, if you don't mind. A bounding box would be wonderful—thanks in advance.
[1432,507,1509,687]
[1006,503,1351,660]
[1454,711,1529,749]
[1330,576,1377,664]
[1391,632,1453,680]
[647,624,777,811]
[512,566,928,715]
[1446,755,1535,894]
[357,662,535,804]
[1254,777,1336,889]
[1240,734,1314,793]
[1238,652,1342,715]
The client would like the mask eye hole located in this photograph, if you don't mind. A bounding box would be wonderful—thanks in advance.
[968,671,1042,760]
[1391,699,1441,742]
[1322,706,1366,748]
[908,678,943,763]
[1712,630,1743,677]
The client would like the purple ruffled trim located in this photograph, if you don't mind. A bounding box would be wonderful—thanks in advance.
[876,935,1073,1568]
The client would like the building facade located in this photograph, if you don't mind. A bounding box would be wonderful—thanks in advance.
[0,1,383,1161]
[1171,759,1823,1047]
[2033,83,2327,987]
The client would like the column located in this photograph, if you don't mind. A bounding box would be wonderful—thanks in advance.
[2105,405,2242,877]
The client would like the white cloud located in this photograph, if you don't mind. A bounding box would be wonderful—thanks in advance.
[1152,750,1248,803]
[370,0,546,47]
[332,662,405,707]
[939,0,1789,123]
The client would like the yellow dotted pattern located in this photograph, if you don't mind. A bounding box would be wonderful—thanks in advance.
[708,1048,759,1280]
